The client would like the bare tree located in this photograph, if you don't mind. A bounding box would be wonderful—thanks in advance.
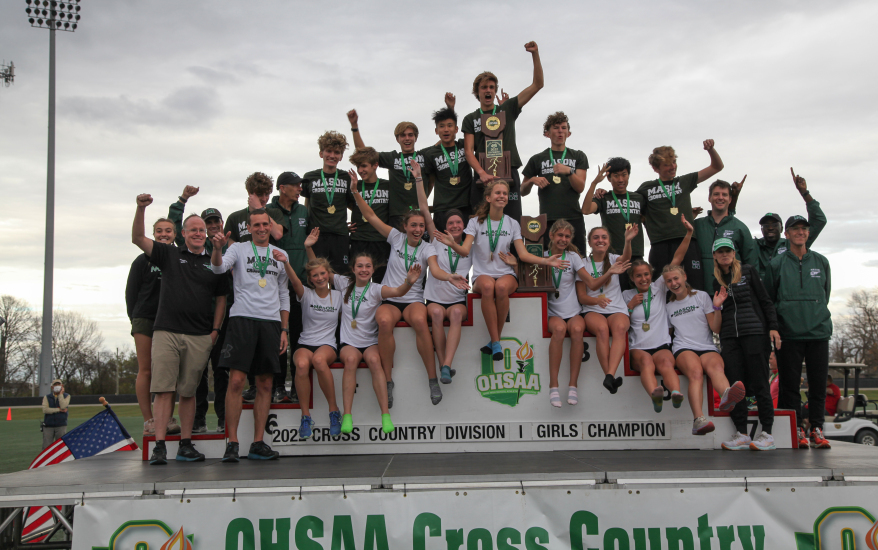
[49,310,104,392]
[0,295,39,388]
[832,289,878,376]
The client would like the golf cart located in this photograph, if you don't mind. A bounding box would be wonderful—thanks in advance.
[821,363,878,446]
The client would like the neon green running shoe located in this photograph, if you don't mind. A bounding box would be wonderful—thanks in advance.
[381,413,394,434]
[341,413,353,434]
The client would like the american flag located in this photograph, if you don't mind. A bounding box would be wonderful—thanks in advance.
[22,405,138,543]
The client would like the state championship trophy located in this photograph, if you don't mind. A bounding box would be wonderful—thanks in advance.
[477,111,513,184]
[517,214,555,294]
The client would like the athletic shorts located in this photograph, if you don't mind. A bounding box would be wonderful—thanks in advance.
[297,343,338,355]
[150,330,213,396]
[673,348,717,359]
[635,343,672,356]
[582,311,615,320]
[426,299,467,310]
[218,317,281,377]
[382,300,419,314]
[131,317,154,337]
[340,343,373,356]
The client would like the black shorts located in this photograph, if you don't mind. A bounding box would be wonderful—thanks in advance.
[582,311,614,320]
[649,238,702,291]
[340,343,374,356]
[635,343,672,356]
[218,317,281,376]
[349,239,391,283]
[310,230,349,274]
[382,300,419,314]
[426,299,467,309]
[674,348,717,359]
[433,207,473,233]
[296,343,338,355]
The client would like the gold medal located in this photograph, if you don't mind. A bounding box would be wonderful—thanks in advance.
[625,223,633,230]
[449,176,460,186]
[327,205,336,214]
[599,293,606,299]
[363,215,368,222]
[258,278,267,288]
[642,323,650,332]
[553,175,561,184]
[670,207,678,215]
[404,181,413,191]
[490,252,494,261]
[351,320,357,329]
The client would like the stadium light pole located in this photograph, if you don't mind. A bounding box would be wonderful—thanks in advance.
[25,0,81,397]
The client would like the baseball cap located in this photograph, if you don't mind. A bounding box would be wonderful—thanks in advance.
[712,238,736,252]
[201,208,223,221]
[51,379,62,385]
[784,215,810,230]
[277,171,302,189]
[759,213,782,225]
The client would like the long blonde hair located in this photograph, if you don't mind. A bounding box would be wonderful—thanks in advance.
[475,180,510,223]
[713,257,742,289]
[586,226,611,275]
[304,257,336,289]
[549,219,581,255]
[662,264,697,302]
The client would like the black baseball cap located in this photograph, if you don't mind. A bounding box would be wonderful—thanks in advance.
[201,208,223,221]
[784,215,810,230]
[277,171,302,189]
[759,213,782,225]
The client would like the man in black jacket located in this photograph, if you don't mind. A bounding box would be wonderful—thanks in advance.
[42,379,70,450]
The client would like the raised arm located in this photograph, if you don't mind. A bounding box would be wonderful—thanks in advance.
[210,231,233,271]
[273,249,305,299]
[169,185,198,247]
[347,109,365,150]
[708,288,726,334]
[728,174,745,213]
[516,41,544,108]
[671,216,694,267]
[381,264,421,299]
[412,160,437,237]
[349,168,393,239]
[132,194,155,256]
[434,230,474,257]
[303,228,319,261]
[581,164,608,215]
[619,224,638,263]
[792,168,827,247]
[696,139,724,183]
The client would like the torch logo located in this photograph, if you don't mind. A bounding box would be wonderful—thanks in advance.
[475,337,541,407]
[92,520,195,549]
[794,507,878,550]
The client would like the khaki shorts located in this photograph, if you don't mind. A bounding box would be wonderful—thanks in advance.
[150,331,213,397]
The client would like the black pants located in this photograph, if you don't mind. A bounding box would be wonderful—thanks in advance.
[275,297,303,392]
[310,231,349,274]
[777,339,829,430]
[544,217,587,260]
[721,334,773,434]
[195,307,230,425]
[648,237,703,291]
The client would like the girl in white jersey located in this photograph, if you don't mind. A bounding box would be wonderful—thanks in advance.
[623,216,694,413]
[413,164,473,387]
[349,169,470,407]
[435,180,569,363]
[575,225,637,396]
[663,263,746,435]
[272,253,342,440]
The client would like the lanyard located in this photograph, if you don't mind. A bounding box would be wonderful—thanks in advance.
[551,251,567,290]
[351,281,371,321]
[320,171,337,205]
[642,287,652,321]
[440,143,459,176]
[549,148,568,170]
[487,215,504,255]
[657,178,676,207]
[611,190,630,222]
[400,153,415,182]
[590,255,604,293]
[250,242,269,278]
[479,106,498,115]
[362,178,381,208]
[404,239,420,271]
[447,245,460,274]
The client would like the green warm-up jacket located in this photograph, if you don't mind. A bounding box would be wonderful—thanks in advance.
[764,248,832,341]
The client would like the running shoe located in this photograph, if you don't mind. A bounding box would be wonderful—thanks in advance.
[143,418,155,436]
[692,416,715,435]
[149,444,167,466]
[440,365,455,384]
[491,341,503,361]
[191,420,207,434]
[242,386,257,403]
[222,441,239,463]
[718,381,746,412]
[299,415,315,439]
[429,379,443,405]
[810,428,831,449]
[568,386,578,406]
[549,387,562,408]
[749,432,776,451]
[721,432,752,450]
[166,417,181,435]
[216,418,225,433]
[272,387,285,404]
[329,411,342,436]
[248,441,280,460]
[650,386,664,413]
[176,442,205,462]
[341,414,354,434]
[796,427,810,449]
[671,390,684,409]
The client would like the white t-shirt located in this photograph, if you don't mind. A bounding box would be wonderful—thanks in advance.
[666,290,717,354]
[212,241,290,321]
[297,286,342,348]
[623,278,672,351]
[464,215,523,280]
[425,240,473,305]
[545,251,586,319]
[384,229,430,304]
[580,253,627,315]
[334,274,385,349]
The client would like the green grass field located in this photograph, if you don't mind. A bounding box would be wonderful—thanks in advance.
[0,404,219,475]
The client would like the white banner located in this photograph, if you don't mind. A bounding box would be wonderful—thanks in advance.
[73,484,878,549]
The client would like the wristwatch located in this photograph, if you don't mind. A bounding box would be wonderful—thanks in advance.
[281,328,290,334]
[211,327,221,333]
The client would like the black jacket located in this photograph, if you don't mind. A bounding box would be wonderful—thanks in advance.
[125,253,162,320]
[713,263,779,339]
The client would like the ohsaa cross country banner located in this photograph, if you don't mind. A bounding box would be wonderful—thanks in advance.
[73,485,878,549]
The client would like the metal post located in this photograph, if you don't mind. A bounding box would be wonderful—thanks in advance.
[38,24,56,398]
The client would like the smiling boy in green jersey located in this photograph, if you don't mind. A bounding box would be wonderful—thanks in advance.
[347,109,428,230]
[301,130,352,273]
[521,111,588,253]
[460,41,544,222]
[347,146,391,282]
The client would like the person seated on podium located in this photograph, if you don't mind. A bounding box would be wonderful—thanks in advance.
[622,217,694,413]
[825,375,841,416]
[575,225,636,396]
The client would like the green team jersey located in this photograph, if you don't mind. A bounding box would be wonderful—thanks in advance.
[349,178,391,242]
[301,168,352,236]
[378,151,427,217]
[521,147,589,220]
[267,196,308,281]
[636,171,700,243]
[420,138,472,212]
[461,95,523,168]
[593,191,645,257]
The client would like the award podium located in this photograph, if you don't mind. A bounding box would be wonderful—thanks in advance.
[518,214,555,294]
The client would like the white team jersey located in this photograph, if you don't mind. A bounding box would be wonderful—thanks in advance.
[666,290,718,354]
[212,241,290,321]
[425,240,473,305]
[464,215,522,280]
[544,250,586,319]
[623,278,672,351]
[384,229,430,304]
[580,253,627,315]
[297,286,342,348]
[334,274,385,349]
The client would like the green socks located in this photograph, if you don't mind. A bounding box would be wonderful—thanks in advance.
[341,413,353,434]
[381,413,394,434]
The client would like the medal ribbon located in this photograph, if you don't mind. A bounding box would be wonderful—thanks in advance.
[590,255,604,294]
[362,178,381,208]
[250,242,269,278]
[351,281,371,322]
[400,153,416,182]
[479,106,498,115]
[657,178,676,207]
[611,190,630,223]
[487,215,505,257]
[447,245,460,274]
[549,147,568,175]
[551,251,567,290]
[642,287,652,322]
[440,143,459,177]
[321,170,338,207]
[404,239,420,271]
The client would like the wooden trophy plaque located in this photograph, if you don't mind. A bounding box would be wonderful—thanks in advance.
[477,111,513,184]
[517,214,554,293]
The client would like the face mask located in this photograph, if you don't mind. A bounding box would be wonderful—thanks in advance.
[53,386,61,394]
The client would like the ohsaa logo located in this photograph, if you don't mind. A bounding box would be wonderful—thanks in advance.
[476,337,540,407]
[794,506,878,549]
[93,520,194,549]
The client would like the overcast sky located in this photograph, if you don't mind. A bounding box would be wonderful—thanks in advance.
[1,1,877,351]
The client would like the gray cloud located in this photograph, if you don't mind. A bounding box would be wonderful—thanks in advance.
[61,86,221,128]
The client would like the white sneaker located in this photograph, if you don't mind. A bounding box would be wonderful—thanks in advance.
[143,418,155,436]
[692,416,715,435]
[166,417,181,435]
[721,431,751,450]
[749,432,776,451]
